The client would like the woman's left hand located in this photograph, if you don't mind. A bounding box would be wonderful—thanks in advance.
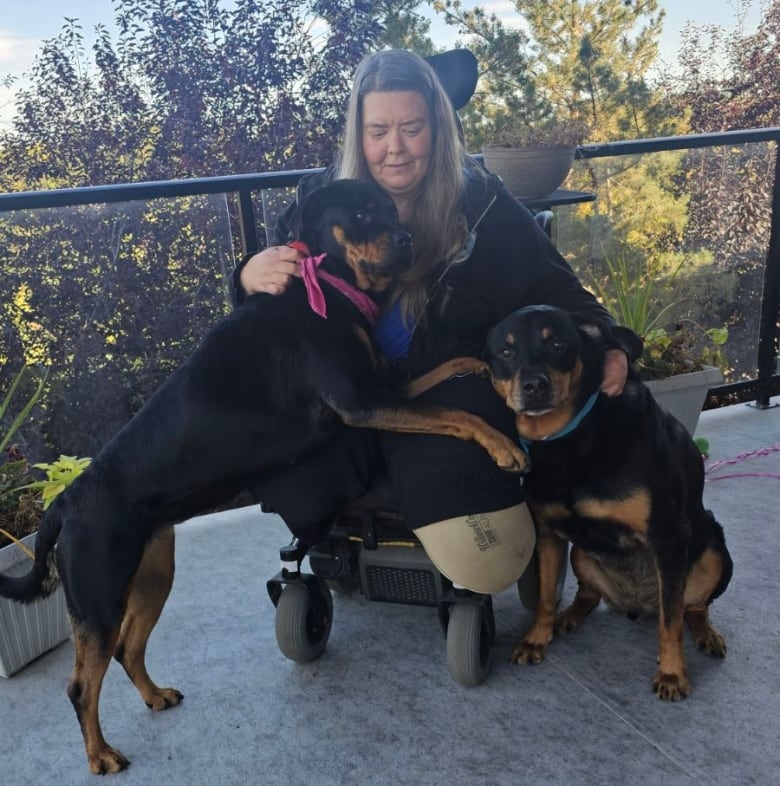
[601,348,629,397]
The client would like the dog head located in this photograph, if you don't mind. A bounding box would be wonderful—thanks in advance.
[487,305,609,440]
[290,179,412,294]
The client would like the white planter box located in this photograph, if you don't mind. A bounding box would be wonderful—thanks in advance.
[645,365,723,435]
[0,532,70,678]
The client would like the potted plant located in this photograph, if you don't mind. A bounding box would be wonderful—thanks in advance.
[588,250,728,435]
[481,118,589,199]
[638,321,728,435]
[0,364,89,677]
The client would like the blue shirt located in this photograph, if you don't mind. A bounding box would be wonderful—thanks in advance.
[373,300,414,361]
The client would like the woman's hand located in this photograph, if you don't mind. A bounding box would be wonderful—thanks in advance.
[239,245,303,296]
[600,348,629,397]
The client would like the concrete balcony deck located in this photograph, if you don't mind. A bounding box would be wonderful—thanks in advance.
[2,399,779,785]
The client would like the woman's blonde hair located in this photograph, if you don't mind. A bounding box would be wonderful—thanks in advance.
[338,50,470,320]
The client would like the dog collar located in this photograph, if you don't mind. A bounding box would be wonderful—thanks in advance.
[289,241,379,326]
[519,390,600,452]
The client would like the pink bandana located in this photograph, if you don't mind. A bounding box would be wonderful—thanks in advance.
[290,241,380,326]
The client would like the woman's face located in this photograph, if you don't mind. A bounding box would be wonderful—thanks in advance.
[361,90,433,201]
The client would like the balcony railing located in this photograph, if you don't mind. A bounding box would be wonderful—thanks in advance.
[0,129,778,453]
[577,128,780,409]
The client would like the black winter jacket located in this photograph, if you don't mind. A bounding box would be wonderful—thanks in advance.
[231,163,641,382]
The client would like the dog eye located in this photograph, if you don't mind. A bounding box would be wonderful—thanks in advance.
[500,346,513,358]
[551,339,565,351]
[355,210,370,224]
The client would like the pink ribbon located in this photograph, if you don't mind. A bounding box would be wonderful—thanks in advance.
[291,241,379,325]
[300,253,329,318]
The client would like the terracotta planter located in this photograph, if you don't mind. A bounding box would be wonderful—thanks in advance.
[644,365,723,435]
[481,145,576,198]
[0,532,70,677]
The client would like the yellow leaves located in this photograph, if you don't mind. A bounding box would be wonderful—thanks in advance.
[12,283,33,313]
[6,284,55,367]
[30,455,92,510]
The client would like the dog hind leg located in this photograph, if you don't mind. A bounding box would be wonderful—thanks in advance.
[683,545,729,657]
[68,625,130,774]
[60,516,161,772]
[684,607,726,657]
[114,525,183,709]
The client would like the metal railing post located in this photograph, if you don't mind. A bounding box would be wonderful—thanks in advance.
[754,144,780,408]
[237,188,258,257]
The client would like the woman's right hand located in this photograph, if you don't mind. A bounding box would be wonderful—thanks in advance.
[239,245,303,296]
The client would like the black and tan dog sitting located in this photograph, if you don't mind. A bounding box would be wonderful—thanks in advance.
[0,179,526,775]
[486,304,732,701]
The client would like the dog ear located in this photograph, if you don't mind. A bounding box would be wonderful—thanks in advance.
[288,187,330,243]
[571,312,609,344]
[572,314,644,362]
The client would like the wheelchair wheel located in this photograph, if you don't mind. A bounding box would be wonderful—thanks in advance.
[446,602,492,687]
[274,580,333,663]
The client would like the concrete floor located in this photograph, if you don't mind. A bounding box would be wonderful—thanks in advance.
[1,399,779,785]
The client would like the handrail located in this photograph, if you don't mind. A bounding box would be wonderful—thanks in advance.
[0,169,317,212]
[577,127,780,158]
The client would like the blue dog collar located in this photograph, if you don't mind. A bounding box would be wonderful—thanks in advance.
[519,390,599,453]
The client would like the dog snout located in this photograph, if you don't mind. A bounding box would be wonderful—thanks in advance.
[522,372,550,397]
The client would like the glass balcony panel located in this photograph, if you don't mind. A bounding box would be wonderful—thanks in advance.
[0,194,234,460]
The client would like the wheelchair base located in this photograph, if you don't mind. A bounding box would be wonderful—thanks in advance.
[266,499,559,686]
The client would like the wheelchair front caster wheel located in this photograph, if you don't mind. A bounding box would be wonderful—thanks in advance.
[446,601,493,686]
[274,580,333,663]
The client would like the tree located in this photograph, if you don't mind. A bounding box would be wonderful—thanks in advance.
[434,0,678,148]
[0,1,385,189]
[665,0,780,265]
[654,0,780,379]
[0,1,387,459]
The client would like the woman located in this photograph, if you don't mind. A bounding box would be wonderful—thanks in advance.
[232,50,637,594]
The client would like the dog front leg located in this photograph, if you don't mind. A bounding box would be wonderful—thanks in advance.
[68,626,130,774]
[653,556,690,701]
[511,530,565,664]
[114,525,183,711]
[337,404,528,472]
[403,357,488,398]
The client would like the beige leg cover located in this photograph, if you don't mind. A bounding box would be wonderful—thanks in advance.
[415,503,536,594]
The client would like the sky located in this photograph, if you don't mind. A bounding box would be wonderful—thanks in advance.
[0,0,767,128]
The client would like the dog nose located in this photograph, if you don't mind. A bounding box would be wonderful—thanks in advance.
[394,230,412,248]
[522,373,550,396]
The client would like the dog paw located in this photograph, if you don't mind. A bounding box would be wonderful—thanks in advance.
[510,641,547,665]
[554,609,582,635]
[145,687,183,711]
[652,670,690,701]
[493,440,530,473]
[472,360,490,379]
[455,357,489,378]
[694,629,727,658]
[88,745,131,774]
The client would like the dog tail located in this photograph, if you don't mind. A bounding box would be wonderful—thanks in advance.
[0,504,62,603]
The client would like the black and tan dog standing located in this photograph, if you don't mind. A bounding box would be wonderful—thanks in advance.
[0,179,526,774]
[486,304,732,701]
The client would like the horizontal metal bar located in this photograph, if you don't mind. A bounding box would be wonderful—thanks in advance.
[578,127,780,159]
[0,168,323,213]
